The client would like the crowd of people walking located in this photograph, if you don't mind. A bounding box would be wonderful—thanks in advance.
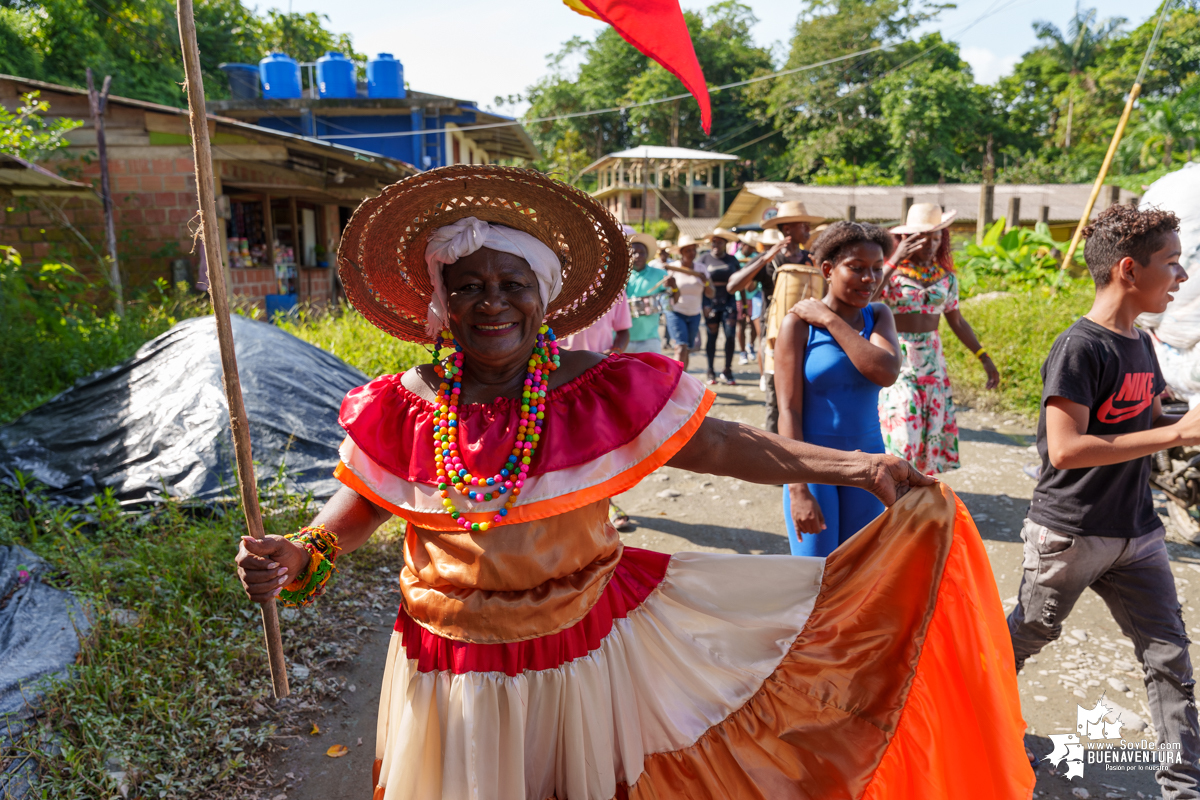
[604,200,1002,528]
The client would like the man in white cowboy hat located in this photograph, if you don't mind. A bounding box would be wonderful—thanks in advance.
[696,228,744,384]
[625,230,673,354]
[728,200,826,433]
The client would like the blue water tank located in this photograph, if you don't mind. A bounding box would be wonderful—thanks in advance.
[260,52,301,99]
[367,53,405,99]
[317,52,356,99]
[218,63,260,99]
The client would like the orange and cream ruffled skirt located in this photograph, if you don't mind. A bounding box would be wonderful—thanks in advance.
[370,484,1033,800]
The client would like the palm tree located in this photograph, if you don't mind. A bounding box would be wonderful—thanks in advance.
[1133,87,1200,168]
[1033,3,1125,151]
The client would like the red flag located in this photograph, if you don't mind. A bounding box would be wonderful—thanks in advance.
[565,0,712,134]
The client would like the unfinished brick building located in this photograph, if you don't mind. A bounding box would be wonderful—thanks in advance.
[0,73,414,310]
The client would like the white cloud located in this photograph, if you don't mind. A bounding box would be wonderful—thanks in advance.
[961,47,1021,85]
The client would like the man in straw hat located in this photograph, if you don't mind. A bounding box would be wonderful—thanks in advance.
[729,200,826,432]
[625,230,671,354]
[233,166,1038,800]
[695,227,743,384]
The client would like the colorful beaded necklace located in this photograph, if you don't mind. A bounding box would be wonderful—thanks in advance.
[894,258,945,284]
[430,325,560,532]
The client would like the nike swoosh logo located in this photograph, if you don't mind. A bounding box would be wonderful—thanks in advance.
[1096,396,1153,424]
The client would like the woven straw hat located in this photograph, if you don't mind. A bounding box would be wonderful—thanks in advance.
[763,200,825,229]
[672,233,701,253]
[627,231,657,253]
[891,203,957,234]
[704,227,739,242]
[338,165,629,344]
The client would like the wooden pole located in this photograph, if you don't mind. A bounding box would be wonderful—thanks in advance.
[175,0,289,698]
[718,163,725,218]
[1006,197,1021,231]
[1059,85,1142,270]
[86,69,123,317]
[641,155,648,231]
[976,134,994,244]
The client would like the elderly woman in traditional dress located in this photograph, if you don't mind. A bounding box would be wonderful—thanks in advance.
[873,204,1000,474]
[235,167,1031,800]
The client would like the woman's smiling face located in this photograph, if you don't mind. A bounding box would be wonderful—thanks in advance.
[824,241,885,309]
[444,247,544,366]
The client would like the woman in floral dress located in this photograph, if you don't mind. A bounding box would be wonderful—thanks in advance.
[875,204,1000,474]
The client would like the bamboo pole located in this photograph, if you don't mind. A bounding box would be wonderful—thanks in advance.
[1060,0,1173,270]
[1058,84,1142,270]
[175,0,289,697]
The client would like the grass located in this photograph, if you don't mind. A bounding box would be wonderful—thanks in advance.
[0,264,423,798]
[277,305,428,379]
[2,475,406,799]
[943,279,1094,421]
[1,247,210,425]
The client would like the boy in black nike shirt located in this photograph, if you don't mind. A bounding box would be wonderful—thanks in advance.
[1007,205,1200,797]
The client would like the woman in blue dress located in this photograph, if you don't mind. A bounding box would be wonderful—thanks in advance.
[775,222,904,557]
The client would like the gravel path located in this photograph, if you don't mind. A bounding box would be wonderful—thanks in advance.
[271,360,1200,800]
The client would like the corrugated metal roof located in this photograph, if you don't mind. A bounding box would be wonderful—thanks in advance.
[718,182,1139,228]
[606,146,737,161]
[672,217,722,239]
[580,146,736,177]
[0,153,98,198]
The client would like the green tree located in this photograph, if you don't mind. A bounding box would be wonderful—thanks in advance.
[0,8,40,76]
[519,1,778,186]
[624,3,773,148]
[1131,88,1199,168]
[1032,3,1125,151]
[766,0,956,181]
[878,61,992,183]
[520,28,648,168]
[0,91,82,162]
[0,0,360,105]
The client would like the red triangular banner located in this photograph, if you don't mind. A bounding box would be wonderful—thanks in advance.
[576,0,712,134]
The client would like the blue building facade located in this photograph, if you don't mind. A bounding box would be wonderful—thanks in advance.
[212,94,538,170]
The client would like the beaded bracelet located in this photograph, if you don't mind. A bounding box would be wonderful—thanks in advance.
[974,346,989,360]
[278,525,341,608]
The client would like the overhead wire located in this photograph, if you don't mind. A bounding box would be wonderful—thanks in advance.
[312,0,1028,146]
[313,43,895,141]
[712,0,1028,156]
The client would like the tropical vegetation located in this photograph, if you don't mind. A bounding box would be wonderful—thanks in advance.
[520,0,1198,194]
[0,0,358,106]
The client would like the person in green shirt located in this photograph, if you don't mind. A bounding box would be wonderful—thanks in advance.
[625,232,671,354]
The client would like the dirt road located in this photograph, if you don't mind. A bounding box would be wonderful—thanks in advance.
[270,362,1200,800]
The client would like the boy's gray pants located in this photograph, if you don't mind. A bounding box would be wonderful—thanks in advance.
[1007,519,1200,798]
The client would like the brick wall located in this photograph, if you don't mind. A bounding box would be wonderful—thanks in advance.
[0,154,201,292]
[227,265,336,313]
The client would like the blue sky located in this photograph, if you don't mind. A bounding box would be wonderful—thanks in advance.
[283,0,1148,113]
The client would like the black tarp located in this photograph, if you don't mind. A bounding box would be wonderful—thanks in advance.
[0,315,368,505]
[0,544,89,798]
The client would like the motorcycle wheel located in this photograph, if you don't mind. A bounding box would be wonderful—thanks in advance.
[1167,502,1200,546]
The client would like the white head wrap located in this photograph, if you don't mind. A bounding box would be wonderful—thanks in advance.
[423,217,563,337]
